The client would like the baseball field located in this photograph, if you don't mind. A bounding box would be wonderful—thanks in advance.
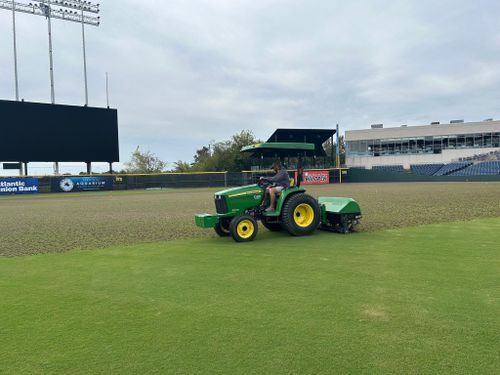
[1,182,499,374]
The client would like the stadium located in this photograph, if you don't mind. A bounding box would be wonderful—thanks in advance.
[345,119,500,175]
[1,1,499,374]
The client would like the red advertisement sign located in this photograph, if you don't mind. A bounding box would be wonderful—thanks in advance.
[295,170,330,185]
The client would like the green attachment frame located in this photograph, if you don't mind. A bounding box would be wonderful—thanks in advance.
[318,197,361,220]
[195,213,219,229]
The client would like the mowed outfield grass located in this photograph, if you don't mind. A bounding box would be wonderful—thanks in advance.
[1,182,500,256]
[0,218,499,374]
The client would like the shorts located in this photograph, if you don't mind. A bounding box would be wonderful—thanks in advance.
[274,185,285,193]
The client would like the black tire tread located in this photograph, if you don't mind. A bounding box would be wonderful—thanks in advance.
[281,193,320,236]
[214,220,230,237]
[229,215,258,242]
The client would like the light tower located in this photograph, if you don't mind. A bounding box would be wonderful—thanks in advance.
[0,0,101,105]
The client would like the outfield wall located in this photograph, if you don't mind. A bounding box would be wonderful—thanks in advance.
[0,169,344,194]
[1,168,499,195]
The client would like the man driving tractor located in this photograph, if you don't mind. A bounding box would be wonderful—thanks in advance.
[260,161,290,212]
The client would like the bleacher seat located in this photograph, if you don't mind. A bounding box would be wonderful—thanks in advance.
[434,162,471,176]
[449,161,500,176]
[410,164,444,175]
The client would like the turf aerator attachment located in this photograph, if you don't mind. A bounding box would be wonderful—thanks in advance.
[318,197,362,233]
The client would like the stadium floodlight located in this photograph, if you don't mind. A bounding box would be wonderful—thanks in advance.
[0,0,100,105]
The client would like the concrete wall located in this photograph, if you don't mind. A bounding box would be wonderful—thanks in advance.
[345,120,500,141]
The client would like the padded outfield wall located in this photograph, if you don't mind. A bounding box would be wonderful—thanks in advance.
[0,169,346,194]
[1,168,499,195]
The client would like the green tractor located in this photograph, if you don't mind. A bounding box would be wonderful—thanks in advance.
[194,142,361,242]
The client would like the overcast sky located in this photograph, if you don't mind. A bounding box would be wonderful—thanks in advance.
[1,0,500,170]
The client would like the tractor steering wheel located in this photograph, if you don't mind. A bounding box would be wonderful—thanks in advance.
[257,177,271,189]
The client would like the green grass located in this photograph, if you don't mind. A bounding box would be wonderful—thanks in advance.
[1,182,500,256]
[1,218,499,374]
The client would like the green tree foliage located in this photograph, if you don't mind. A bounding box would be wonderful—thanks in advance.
[190,130,260,172]
[173,160,192,173]
[125,146,167,174]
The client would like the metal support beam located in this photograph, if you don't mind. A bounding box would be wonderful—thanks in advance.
[105,72,110,108]
[81,6,88,105]
[1,0,100,104]
[11,0,19,100]
[46,4,55,104]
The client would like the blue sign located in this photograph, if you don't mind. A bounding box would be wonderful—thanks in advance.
[51,176,114,192]
[0,178,39,195]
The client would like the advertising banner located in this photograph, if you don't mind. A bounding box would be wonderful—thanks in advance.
[0,178,39,195]
[51,176,114,193]
[296,170,330,185]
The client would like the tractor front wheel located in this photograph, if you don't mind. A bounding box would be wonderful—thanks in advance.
[229,215,258,242]
[281,193,320,236]
[214,219,231,237]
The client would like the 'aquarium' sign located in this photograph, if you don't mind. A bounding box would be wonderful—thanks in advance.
[51,176,114,192]
[0,178,39,195]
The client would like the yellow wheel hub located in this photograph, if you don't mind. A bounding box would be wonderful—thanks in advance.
[293,203,314,227]
[236,219,255,239]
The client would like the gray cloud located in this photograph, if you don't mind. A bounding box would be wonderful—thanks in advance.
[1,0,500,170]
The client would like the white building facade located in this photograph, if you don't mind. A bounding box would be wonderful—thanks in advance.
[345,121,500,169]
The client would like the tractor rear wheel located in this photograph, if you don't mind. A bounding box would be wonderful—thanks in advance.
[229,215,258,242]
[214,219,231,237]
[261,217,283,232]
[281,193,320,236]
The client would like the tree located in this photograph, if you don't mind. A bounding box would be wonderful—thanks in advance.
[190,130,260,172]
[172,160,192,172]
[125,146,167,173]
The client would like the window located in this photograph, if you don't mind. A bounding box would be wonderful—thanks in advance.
[348,131,500,159]
[493,133,500,147]
[474,134,483,148]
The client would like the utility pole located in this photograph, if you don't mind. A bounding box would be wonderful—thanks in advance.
[11,0,19,101]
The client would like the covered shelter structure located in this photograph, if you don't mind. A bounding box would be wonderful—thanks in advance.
[266,128,336,157]
[241,128,336,170]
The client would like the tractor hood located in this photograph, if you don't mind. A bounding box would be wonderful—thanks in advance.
[214,184,264,216]
[215,184,263,198]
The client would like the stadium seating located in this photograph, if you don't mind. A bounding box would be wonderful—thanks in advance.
[410,164,444,175]
[372,165,405,172]
[433,162,472,176]
[449,161,500,176]
[459,150,500,163]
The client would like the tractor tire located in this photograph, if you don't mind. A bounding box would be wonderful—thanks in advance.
[281,193,320,236]
[214,219,231,237]
[229,215,258,242]
[261,217,283,232]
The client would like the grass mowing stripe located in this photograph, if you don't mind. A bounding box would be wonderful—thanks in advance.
[0,217,498,374]
[1,182,500,256]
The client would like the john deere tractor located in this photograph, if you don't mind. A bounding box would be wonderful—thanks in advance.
[194,141,361,242]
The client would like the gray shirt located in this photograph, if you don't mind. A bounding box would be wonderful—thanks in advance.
[267,168,290,188]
